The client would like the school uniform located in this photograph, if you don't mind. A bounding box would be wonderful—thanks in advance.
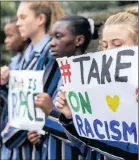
[1,34,61,159]
[39,78,86,160]
[0,52,23,122]
[0,53,24,160]
[9,53,23,70]
[0,51,24,128]
[1,33,102,160]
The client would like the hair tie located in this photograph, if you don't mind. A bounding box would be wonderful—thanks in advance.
[88,18,94,34]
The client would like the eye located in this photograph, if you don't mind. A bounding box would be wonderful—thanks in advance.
[102,42,108,49]
[114,44,122,47]
[55,33,62,39]
[20,15,26,20]
[113,40,123,47]
[102,45,108,49]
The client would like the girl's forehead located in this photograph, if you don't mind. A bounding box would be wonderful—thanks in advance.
[17,2,31,14]
[53,21,70,32]
[103,24,131,37]
[55,21,70,27]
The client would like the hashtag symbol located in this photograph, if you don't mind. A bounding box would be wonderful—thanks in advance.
[60,60,71,84]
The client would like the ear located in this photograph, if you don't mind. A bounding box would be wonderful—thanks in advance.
[75,35,85,47]
[37,13,46,26]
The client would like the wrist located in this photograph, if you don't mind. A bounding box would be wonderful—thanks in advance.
[66,114,72,119]
[59,113,73,126]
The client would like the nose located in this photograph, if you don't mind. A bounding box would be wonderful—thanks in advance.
[5,38,8,44]
[107,45,114,50]
[50,38,56,48]
[16,19,21,27]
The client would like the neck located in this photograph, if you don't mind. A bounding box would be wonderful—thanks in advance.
[20,41,30,53]
[74,49,83,56]
[31,29,46,46]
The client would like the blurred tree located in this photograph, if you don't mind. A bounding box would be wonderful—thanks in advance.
[117,0,138,6]
[1,2,16,17]
[1,2,17,43]
[0,30,5,44]
[0,1,138,65]
[62,1,118,14]
[1,2,17,66]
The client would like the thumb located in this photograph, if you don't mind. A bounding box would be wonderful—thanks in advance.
[59,86,65,92]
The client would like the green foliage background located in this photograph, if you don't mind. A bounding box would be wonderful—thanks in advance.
[0,1,138,66]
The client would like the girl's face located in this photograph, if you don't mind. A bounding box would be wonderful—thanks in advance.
[4,23,24,53]
[50,21,78,58]
[102,24,135,50]
[16,2,42,39]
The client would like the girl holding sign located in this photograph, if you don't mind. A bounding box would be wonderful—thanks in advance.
[0,17,30,160]
[55,6,138,160]
[27,15,102,159]
[1,1,64,160]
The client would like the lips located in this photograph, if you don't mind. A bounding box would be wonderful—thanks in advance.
[51,52,58,56]
[5,45,13,52]
[6,45,11,49]
[51,49,58,55]
[51,51,58,55]
[51,51,60,58]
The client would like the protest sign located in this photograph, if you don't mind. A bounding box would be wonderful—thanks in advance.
[57,46,138,144]
[8,70,45,133]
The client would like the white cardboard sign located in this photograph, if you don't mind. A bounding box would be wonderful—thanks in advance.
[57,46,138,144]
[8,70,45,133]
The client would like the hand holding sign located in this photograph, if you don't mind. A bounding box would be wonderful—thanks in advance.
[28,131,41,145]
[35,93,53,115]
[0,66,9,85]
[55,86,72,119]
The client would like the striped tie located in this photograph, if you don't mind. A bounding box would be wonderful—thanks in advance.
[20,52,40,70]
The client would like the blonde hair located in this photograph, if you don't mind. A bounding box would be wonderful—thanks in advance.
[23,1,65,33]
[97,6,138,50]
[104,6,138,43]
[125,6,138,17]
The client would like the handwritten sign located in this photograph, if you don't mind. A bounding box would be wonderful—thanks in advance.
[57,46,138,144]
[8,70,45,133]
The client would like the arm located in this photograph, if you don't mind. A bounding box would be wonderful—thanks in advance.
[59,114,88,155]
[59,114,138,160]
[1,126,28,149]
[1,99,28,149]
[43,56,61,97]
[27,55,61,145]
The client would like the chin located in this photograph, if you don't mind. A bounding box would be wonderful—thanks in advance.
[51,52,59,57]
[21,34,25,38]
[53,54,60,59]
[6,47,12,52]
[21,33,28,39]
